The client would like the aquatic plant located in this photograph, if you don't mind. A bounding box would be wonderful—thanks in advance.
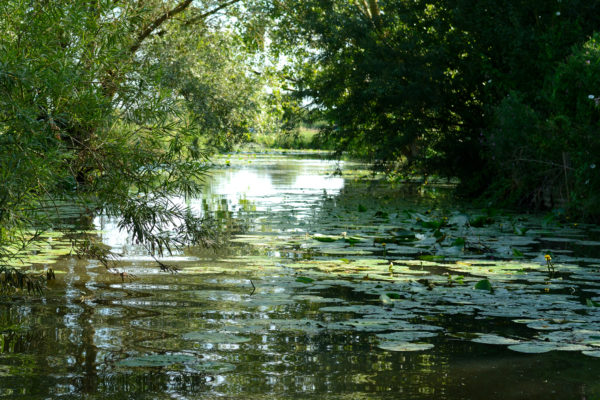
[545,254,556,277]
[0,265,47,295]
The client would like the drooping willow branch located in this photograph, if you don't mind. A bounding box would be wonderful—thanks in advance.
[129,0,243,54]
[129,0,194,54]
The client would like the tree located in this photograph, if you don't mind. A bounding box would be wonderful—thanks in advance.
[267,0,600,215]
[0,0,265,292]
[267,0,483,175]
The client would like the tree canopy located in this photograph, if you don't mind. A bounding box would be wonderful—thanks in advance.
[0,0,267,289]
[267,0,600,216]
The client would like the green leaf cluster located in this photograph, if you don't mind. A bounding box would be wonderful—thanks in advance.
[266,0,600,219]
[0,0,269,289]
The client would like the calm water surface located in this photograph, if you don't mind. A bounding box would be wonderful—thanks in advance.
[1,153,599,399]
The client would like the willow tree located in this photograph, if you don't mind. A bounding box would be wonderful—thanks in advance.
[0,0,265,291]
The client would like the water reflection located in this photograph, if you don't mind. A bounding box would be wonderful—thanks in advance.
[94,155,345,254]
[1,154,600,399]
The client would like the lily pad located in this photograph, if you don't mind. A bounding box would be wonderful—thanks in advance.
[582,350,600,358]
[377,342,434,352]
[182,332,251,344]
[117,353,199,368]
[313,235,338,243]
[292,295,343,303]
[376,331,438,342]
[474,279,493,292]
[508,342,561,354]
[472,334,520,345]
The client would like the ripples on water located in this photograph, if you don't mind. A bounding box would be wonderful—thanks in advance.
[1,153,599,399]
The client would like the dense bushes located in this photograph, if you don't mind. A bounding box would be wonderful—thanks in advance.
[268,0,600,219]
[486,33,600,218]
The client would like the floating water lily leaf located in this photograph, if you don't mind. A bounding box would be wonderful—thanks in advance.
[419,255,445,261]
[387,246,424,255]
[525,320,563,331]
[386,292,402,299]
[472,334,520,345]
[556,344,593,351]
[182,332,251,343]
[389,228,417,238]
[453,237,466,247]
[508,342,560,354]
[296,277,314,284]
[377,342,434,352]
[345,236,363,245]
[582,350,600,358]
[320,248,373,256]
[319,305,386,314]
[117,353,199,368]
[474,279,493,292]
[380,294,393,304]
[313,235,338,243]
[376,331,438,342]
[470,215,493,227]
[513,226,529,236]
[586,299,600,307]
[292,295,343,303]
[332,318,410,332]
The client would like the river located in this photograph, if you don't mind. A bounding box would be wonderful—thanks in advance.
[1,152,599,399]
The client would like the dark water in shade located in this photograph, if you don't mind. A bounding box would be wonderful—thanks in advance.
[1,153,599,399]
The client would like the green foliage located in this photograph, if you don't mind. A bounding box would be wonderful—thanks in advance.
[0,266,46,295]
[0,0,269,291]
[267,0,506,179]
[296,276,314,284]
[474,279,493,293]
[266,0,600,218]
[586,299,600,307]
[250,125,326,150]
[486,33,600,216]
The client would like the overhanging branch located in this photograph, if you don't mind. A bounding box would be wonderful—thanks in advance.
[184,0,242,26]
[129,0,243,54]
[130,0,194,54]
